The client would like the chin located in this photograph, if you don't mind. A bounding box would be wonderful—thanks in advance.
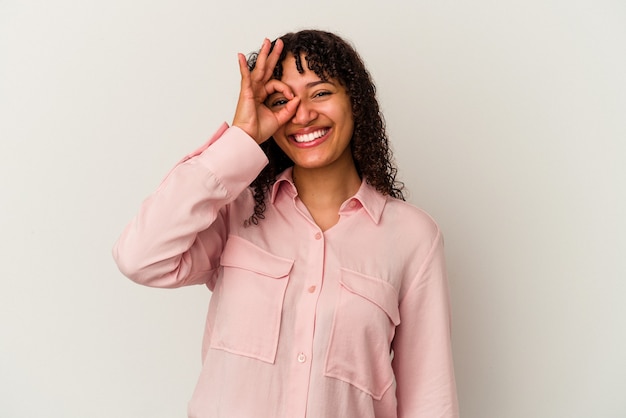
[293,154,335,168]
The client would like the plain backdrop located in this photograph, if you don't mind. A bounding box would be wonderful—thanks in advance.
[1,0,625,417]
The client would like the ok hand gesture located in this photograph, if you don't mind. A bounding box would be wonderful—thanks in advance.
[232,38,300,144]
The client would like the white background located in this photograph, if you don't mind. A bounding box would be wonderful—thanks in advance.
[1,1,625,417]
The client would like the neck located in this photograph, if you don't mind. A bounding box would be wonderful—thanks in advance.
[292,159,362,212]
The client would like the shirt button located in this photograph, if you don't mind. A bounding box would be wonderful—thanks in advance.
[307,285,316,293]
[297,353,307,363]
[314,232,322,240]
[349,201,357,209]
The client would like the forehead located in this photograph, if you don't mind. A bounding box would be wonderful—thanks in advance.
[278,54,331,85]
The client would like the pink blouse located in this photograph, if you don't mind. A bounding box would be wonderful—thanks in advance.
[113,124,459,418]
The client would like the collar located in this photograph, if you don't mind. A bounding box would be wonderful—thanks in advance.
[270,168,387,225]
[270,167,298,203]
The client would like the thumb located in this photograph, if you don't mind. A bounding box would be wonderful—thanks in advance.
[274,96,300,126]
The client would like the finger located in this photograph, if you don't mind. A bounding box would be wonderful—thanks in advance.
[251,38,270,83]
[237,53,250,86]
[262,38,284,83]
[264,79,294,100]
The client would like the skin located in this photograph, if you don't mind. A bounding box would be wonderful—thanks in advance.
[268,54,355,175]
[232,39,299,145]
[233,38,361,231]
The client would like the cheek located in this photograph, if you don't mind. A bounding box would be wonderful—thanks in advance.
[338,101,354,128]
[341,110,355,136]
[271,128,288,144]
[271,135,295,158]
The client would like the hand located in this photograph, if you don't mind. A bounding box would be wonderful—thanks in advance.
[232,38,300,144]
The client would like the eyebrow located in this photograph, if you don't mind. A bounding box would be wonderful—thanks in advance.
[306,80,336,88]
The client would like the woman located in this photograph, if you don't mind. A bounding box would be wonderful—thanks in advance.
[113,30,458,418]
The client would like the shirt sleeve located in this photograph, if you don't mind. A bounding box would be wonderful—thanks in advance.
[391,231,460,418]
[112,124,268,289]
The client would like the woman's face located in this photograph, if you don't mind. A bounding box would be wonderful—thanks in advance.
[268,54,355,172]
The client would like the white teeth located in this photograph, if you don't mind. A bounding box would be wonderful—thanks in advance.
[293,129,328,143]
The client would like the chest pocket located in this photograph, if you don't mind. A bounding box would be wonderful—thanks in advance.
[209,235,294,364]
[324,268,400,400]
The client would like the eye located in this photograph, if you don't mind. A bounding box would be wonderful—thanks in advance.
[269,98,288,108]
[313,90,332,99]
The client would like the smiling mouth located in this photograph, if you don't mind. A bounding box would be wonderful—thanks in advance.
[292,128,330,143]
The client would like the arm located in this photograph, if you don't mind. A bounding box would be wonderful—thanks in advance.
[112,125,267,289]
[113,37,300,289]
[392,232,459,417]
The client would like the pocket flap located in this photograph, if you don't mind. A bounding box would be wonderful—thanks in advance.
[221,235,294,278]
[339,269,400,326]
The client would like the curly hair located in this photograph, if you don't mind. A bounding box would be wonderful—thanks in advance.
[245,29,404,226]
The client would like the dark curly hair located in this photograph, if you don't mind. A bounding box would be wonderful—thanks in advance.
[245,29,404,226]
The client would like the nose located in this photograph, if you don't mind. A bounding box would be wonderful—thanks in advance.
[291,99,318,125]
